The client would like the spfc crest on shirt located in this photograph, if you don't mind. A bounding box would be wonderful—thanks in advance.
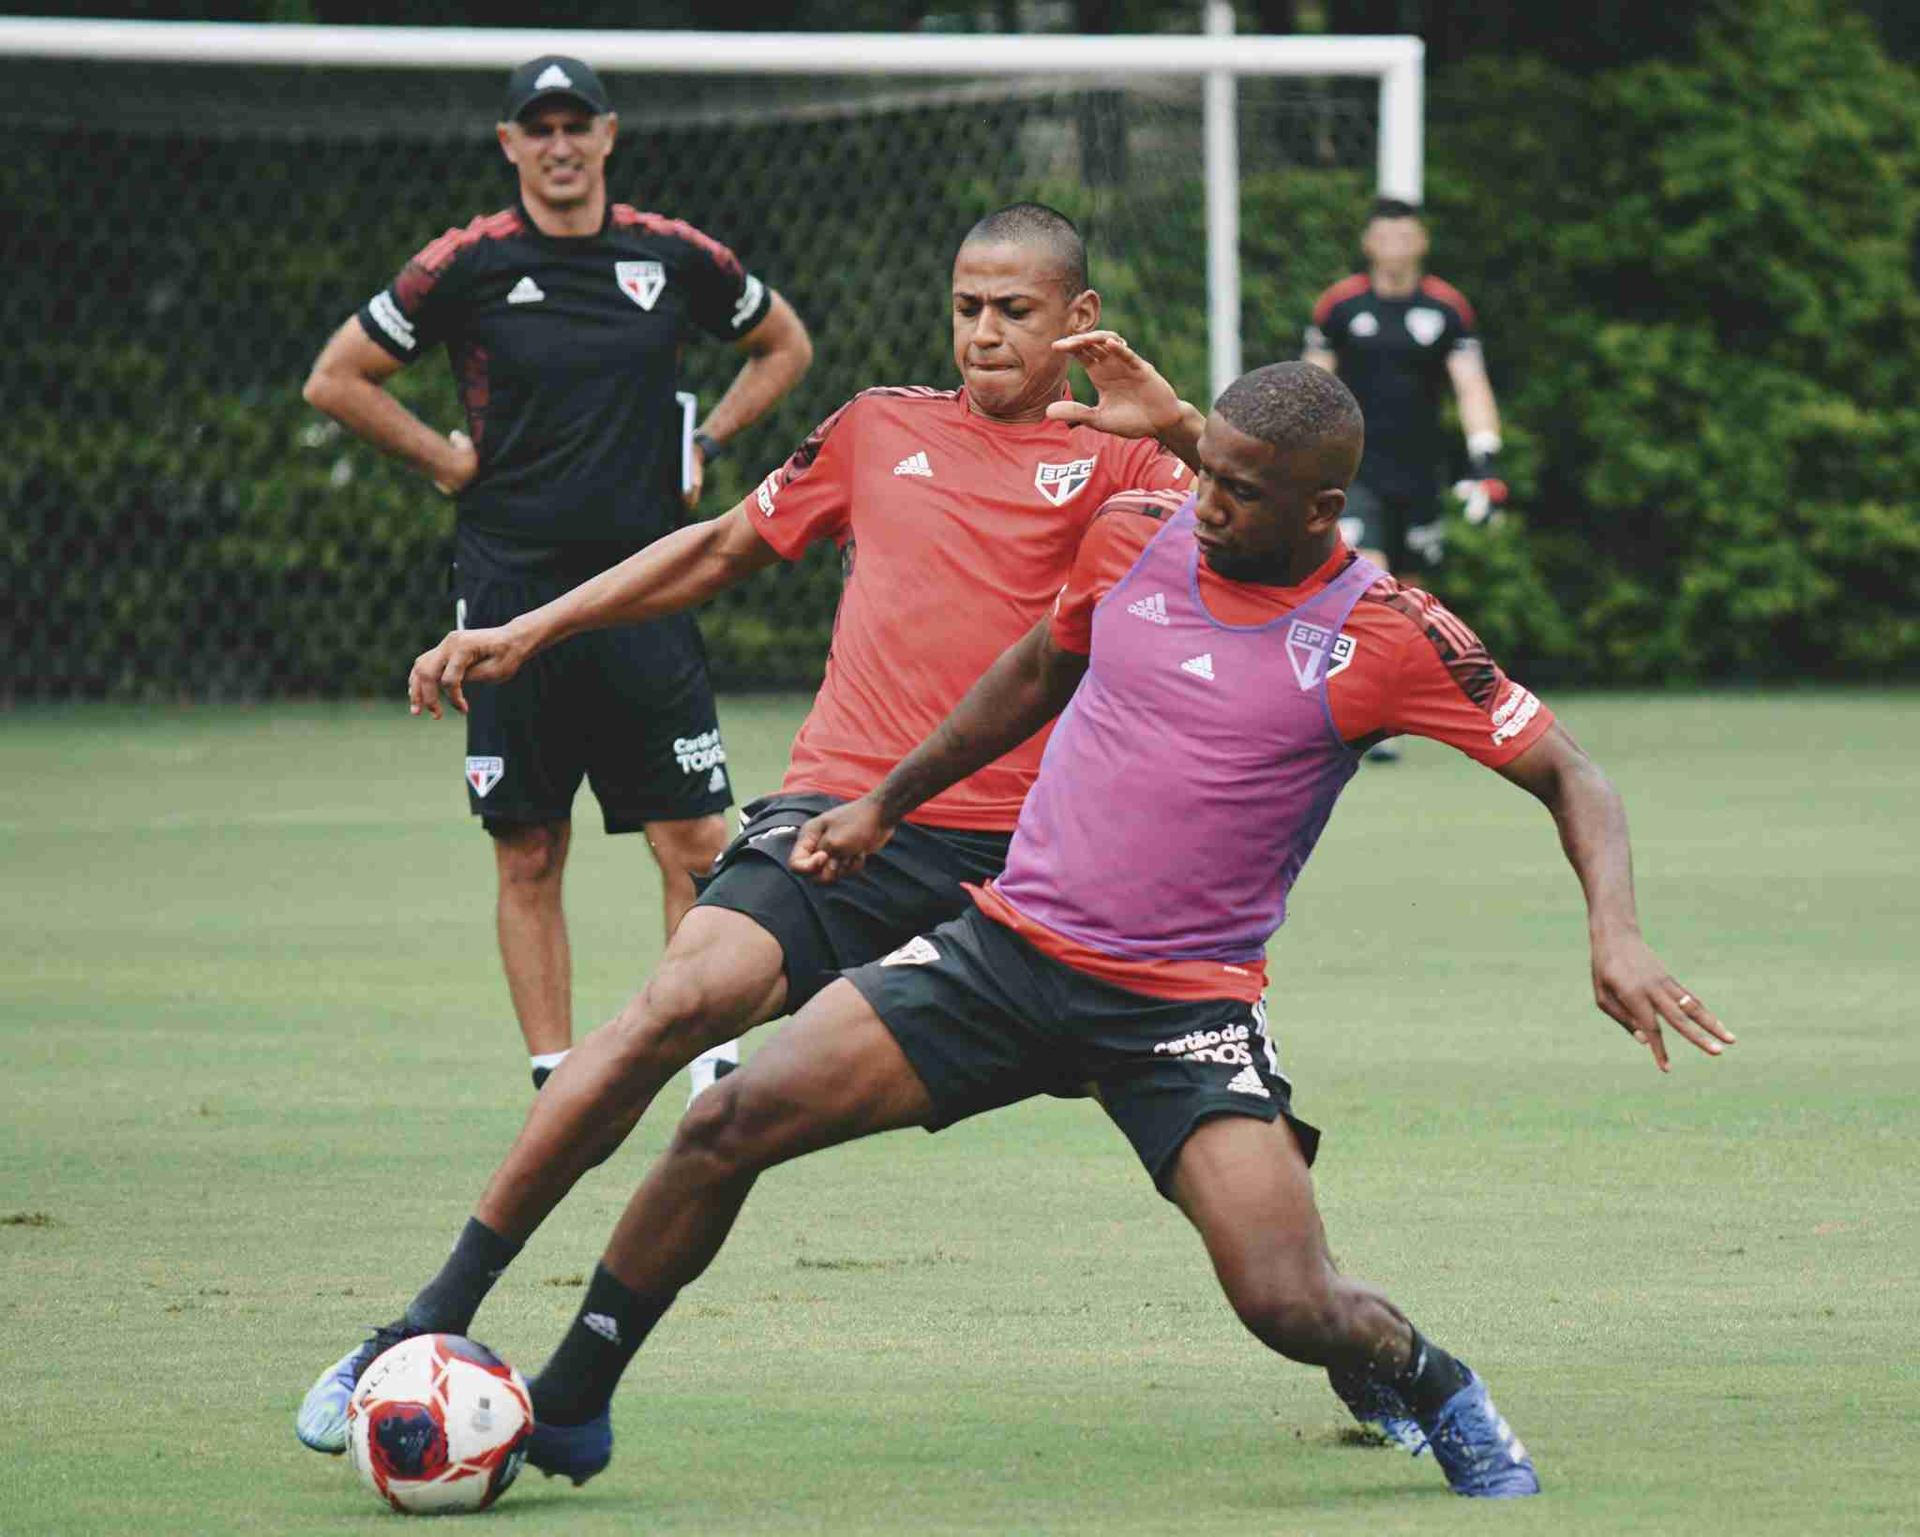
[1404,306,1446,346]
[1035,456,1097,507]
[616,260,666,311]
[1284,621,1356,689]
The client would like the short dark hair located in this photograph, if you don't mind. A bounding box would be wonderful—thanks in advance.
[1215,362,1364,482]
[960,202,1089,295]
[1367,196,1424,224]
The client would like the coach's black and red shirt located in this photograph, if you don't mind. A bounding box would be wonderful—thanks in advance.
[359,200,772,576]
[1305,273,1478,500]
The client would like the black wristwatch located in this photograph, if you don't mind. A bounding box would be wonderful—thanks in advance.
[692,430,725,463]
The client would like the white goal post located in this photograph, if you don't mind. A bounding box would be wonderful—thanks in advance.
[1,12,1422,404]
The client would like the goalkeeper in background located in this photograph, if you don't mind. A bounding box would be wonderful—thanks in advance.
[1304,198,1506,762]
[1303,201,1505,560]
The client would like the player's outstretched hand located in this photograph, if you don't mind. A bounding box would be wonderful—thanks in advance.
[1590,932,1734,1073]
[407,624,530,720]
[1046,331,1186,442]
[791,797,896,885]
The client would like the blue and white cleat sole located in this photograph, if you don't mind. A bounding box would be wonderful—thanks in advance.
[295,1347,367,1455]
[294,1323,418,1455]
[1426,1372,1540,1498]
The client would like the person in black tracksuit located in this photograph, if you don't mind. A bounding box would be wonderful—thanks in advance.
[302,56,813,1088]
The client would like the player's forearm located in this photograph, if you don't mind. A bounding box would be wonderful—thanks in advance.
[1543,753,1641,941]
[1156,400,1207,474]
[700,302,813,446]
[510,517,765,653]
[302,371,464,486]
[1454,370,1501,441]
[870,629,1080,825]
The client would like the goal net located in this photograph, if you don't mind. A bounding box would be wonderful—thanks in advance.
[0,24,1413,699]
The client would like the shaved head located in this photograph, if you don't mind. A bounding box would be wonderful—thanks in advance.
[1215,361,1364,487]
[960,202,1088,296]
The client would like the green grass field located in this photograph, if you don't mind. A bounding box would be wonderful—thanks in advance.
[3,693,1917,1534]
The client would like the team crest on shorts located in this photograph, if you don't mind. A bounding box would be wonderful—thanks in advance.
[465,756,504,797]
[1034,457,1097,507]
[1284,621,1356,689]
[615,260,666,311]
[880,936,939,967]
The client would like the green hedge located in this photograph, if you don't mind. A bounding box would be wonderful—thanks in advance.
[1421,0,1920,679]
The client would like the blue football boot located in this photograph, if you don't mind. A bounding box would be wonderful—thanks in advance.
[1333,1372,1429,1456]
[526,1408,613,1486]
[1423,1372,1541,1497]
[294,1321,418,1454]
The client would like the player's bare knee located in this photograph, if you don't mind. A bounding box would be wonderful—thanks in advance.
[618,954,743,1067]
[667,1075,779,1181]
[646,815,729,881]
[492,821,568,887]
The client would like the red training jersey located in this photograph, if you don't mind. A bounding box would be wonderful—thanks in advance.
[743,389,1188,830]
[969,489,1556,1001]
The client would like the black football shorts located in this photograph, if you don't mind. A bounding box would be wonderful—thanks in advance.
[456,574,731,834]
[1339,479,1442,569]
[844,906,1319,1196]
[693,793,1012,1011]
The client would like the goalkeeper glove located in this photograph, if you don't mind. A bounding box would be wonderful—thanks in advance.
[1455,430,1508,525]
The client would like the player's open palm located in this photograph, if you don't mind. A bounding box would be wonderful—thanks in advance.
[1046,331,1183,441]
[791,797,895,884]
[408,625,528,719]
[1590,931,1734,1073]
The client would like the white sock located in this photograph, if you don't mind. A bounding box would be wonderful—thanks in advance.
[687,1040,741,1101]
[530,1049,569,1079]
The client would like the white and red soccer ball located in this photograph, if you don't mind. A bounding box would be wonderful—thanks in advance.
[344,1334,531,1515]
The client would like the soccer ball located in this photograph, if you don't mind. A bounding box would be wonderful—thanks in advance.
[344,1334,532,1515]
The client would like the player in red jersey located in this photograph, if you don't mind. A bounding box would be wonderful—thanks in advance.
[295,203,1192,1458]
[505,353,1729,1497]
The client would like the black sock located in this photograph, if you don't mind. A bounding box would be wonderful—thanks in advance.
[529,1263,677,1427]
[1393,1326,1473,1420]
[402,1217,523,1335]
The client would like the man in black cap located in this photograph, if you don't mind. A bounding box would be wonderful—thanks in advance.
[303,57,813,1093]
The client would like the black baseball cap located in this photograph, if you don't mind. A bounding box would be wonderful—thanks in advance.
[502,56,612,122]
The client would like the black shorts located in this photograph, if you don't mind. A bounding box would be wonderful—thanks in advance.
[1339,480,1442,569]
[456,574,731,834]
[846,907,1319,1197]
[693,793,1011,1012]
